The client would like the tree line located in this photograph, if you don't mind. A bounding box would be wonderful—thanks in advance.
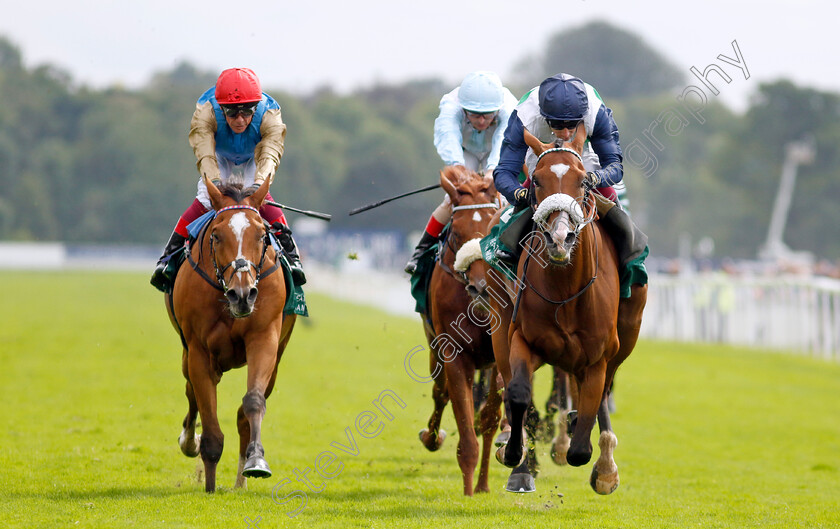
[1,22,838,261]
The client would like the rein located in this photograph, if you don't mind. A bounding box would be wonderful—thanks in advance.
[186,205,282,293]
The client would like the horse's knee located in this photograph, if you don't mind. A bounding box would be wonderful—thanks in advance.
[242,390,266,417]
[507,373,531,410]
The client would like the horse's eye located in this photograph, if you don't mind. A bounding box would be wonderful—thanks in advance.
[532,178,541,188]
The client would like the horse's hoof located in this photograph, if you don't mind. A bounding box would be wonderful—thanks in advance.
[550,434,570,466]
[494,430,511,447]
[505,471,536,493]
[496,443,525,469]
[242,456,272,479]
[590,465,619,495]
[419,428,446,452]
[178,432,201,458]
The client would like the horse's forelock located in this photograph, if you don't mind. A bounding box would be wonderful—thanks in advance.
[219,183,248,203]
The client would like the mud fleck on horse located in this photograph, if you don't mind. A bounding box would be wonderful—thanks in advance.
[417,165,504,495]
[166,176,296,492]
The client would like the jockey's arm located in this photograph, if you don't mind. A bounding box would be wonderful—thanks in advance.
[589,105,624,187]
[433,90,467,166]
[494,111,529,205]
[486,89,519,171]
[254,108,287,185]
[189,101,220,182]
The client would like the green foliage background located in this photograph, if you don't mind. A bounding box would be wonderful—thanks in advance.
[1,21,838,260]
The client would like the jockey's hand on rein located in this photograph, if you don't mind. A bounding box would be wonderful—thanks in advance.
[513,186,530,208]
[584,171,601,191]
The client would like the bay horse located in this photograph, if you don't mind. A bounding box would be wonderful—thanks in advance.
[418,165,504,495]
[472,124,646,494]
[166,176,296,493]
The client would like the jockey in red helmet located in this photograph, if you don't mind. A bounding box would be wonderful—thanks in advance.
[150,68,305,292]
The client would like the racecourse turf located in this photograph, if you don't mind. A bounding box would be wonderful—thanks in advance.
[0,271,838,529]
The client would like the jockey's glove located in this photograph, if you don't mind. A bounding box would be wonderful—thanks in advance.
[248,182,262,193]
[513,186,530,208]
[584,171,601,190]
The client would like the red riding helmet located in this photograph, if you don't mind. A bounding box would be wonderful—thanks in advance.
[215,68,262,105]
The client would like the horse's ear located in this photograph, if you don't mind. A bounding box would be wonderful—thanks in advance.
[249,177,270,207]
[570,121,586,154]
[523,129,550,156]
[440,166,460,203]
[204,175,224,210]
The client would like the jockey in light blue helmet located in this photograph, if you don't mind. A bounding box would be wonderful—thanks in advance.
[404,71,518,275]
[458,71,506,113]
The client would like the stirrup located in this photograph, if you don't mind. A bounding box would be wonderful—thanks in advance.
[495,249,518,266]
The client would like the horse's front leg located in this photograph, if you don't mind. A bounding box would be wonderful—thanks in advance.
[500,330,535,469]
[590,392,620,495]
[567,359,607,467]
[187,345,224,493]
[475,366,502,493]
[419,349,449,452]
[178,349,201,458]
[239,336,280,481]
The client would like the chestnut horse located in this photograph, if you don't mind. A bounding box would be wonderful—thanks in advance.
[478,125,646,494]
[166,176,296,493]
[418,165,503,495]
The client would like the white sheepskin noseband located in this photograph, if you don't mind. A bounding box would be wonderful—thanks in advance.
[454,238,484,272]
[533,193,584,226]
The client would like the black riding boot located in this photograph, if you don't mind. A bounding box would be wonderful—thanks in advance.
[150,231,187,292]
[272,222,306,286]
[593,194,648,267]
[404,231,438,275]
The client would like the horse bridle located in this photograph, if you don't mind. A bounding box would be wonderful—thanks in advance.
[438,199,500,284]
[186,205,281,293]
[511,145,599,322]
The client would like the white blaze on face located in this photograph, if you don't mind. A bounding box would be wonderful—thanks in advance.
[472,211,482,222]
[550,163,570,182]
[228,212,250,276]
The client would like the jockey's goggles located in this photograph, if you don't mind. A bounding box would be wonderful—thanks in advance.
[465,110,498,119]
[221,103,258,118]
[546,118,581,130]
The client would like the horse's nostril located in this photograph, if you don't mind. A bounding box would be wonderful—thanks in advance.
[225,290,239,304]
[466,285,479,298]
[565,232,577,245]
[247,287,258,305]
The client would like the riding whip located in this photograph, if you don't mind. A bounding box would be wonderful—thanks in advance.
[348,184,441,216]
[265,201,332,221]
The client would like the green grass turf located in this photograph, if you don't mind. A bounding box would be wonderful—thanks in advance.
[0,271,838,528]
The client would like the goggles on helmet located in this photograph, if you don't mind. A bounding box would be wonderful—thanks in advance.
[221,103,258,118]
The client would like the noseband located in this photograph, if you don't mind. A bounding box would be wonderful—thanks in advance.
[186,205,281,293]
[440,199,500,285]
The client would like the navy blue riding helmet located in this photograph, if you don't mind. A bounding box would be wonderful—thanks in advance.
[538,74,588,122]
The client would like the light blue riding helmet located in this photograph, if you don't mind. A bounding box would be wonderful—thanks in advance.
[458,71,505,113]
